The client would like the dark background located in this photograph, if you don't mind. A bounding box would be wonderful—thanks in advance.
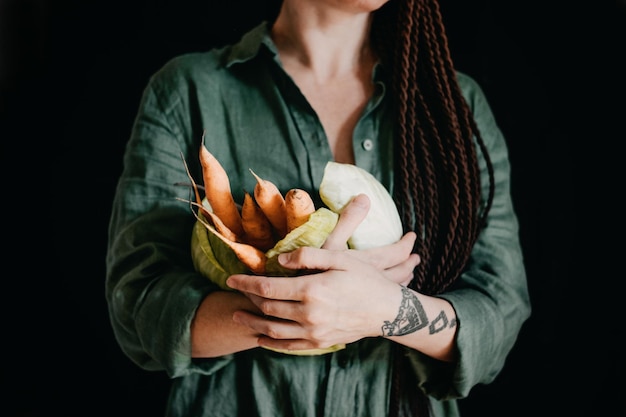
[2,0,624,416]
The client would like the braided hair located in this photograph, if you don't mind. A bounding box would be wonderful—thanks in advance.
[372,0,495,415]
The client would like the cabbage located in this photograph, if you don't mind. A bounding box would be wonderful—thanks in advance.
[264,208,338,276]
[191,215,249,291]
[319,162,403,249]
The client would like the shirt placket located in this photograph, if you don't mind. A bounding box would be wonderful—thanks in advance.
[288,104,333,187]
[323,347,359,417]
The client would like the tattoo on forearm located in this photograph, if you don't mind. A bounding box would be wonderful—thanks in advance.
[381,287,457,337]
[382,287,428,336]
[429,311,457,334]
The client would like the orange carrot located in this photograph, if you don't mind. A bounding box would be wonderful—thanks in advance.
[188,198,265,274]
[284,188,316,233]
[201,209,239,243]
[212,230,267,274]
[249,169,288,238]
[199,141,243,237]
[241,191,276,251]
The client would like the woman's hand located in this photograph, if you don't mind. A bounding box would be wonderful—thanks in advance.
[324,193,420,287]
[225,194,421,352]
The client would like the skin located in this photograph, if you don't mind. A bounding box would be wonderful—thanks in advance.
[190,0,458,362]
[270,0,384,164]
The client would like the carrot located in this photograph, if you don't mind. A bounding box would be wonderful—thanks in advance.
[241,191,276,251]
[187,196,265,274]
[249,168,288,238]
[199,140,243,237]
[177,196,240,243]
[201,209,239,243]
[212,230,267,274]
[284,188,316,233]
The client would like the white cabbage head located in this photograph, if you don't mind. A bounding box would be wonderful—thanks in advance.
[319,162,403,250]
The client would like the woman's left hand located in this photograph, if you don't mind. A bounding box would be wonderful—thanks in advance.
[225,194,421,352]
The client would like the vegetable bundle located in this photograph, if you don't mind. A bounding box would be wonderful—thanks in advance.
[183,141,403,355]
[185,144,340,289]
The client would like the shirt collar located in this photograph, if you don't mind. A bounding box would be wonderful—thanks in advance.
[225,21,279,67]
[224,20,388,88]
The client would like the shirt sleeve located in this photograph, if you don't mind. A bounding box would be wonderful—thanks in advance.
[105,65,233,378]
[406,72,532,399]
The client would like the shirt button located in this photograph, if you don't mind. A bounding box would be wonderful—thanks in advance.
[362,139,374,151]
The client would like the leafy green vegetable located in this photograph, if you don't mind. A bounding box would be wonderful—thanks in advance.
[191,215,249,290]
[265,208,338,276]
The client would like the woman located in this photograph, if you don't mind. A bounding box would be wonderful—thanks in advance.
[105,0,531,415]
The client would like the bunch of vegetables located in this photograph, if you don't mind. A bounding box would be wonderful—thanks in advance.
[182,139,403,355]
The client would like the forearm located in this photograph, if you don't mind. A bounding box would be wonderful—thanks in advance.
[383,287,457,363]
[191,290,264,357]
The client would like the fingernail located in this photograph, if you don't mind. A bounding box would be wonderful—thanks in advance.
[352,193,370,208]
[278,252,289,265]
[353,194,370,207]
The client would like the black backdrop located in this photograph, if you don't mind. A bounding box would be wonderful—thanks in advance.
[2,1,624,416]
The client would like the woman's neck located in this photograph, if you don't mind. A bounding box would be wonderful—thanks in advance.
[271,1,375,84]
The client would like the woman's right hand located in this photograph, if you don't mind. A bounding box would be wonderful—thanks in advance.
[322,193,419,287]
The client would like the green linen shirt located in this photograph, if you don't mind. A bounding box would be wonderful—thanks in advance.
[106,21,530,417]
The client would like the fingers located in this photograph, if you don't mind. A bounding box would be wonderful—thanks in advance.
[227,249,350,299]
[232,308,298,336]
[274,246,351,274]
[228,231,420,301]
[279,232,419,273]
[322,193,370,250]
[280,233,420,287]
[231,309,304,347]
[345,231,418,270]
[244,292,304,321]
[231,310,334,351]
[381,253,420,286]
[231,285,330,347]
[226,274,308,301]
